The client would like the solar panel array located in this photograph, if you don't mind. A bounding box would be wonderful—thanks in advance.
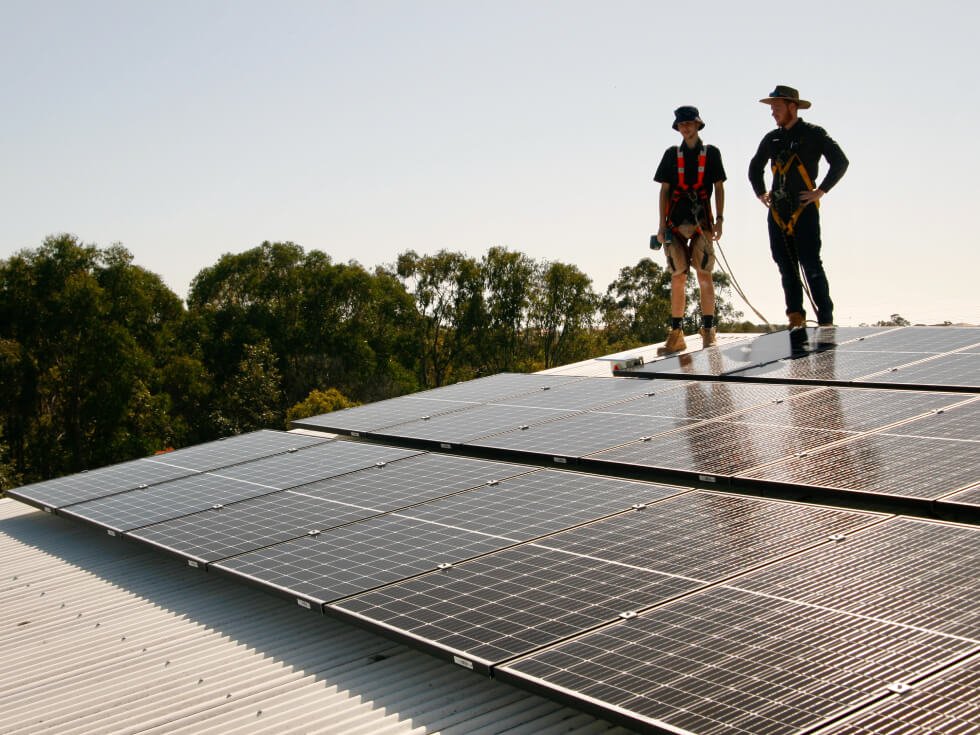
[8,325,980,734]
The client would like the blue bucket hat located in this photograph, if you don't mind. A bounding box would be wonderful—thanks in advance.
[672,106,705,130]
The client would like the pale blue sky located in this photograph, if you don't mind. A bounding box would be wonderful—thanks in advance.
[3,0,978,326]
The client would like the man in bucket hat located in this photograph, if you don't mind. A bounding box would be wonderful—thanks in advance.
[749,85,848,329]
[654,105,727,352]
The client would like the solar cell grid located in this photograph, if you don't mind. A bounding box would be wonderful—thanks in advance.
[729,517,980,641]
[212,440,423,488]
[836,326,980,353]
[818,653,980,735]
[59,472,285,532]
[466,411,697,459]
[128,491,378,562]
[7,459,198,510]
[587,420,851,477]
[868,352,980,389]
[376,403,581,444]
[723,386,966,433]
[533,491,881,582]
[287,453,534,509]
[488,376,656,411]
[212,513,517,604]
[605,381,808,420]
[945,484,980,506]
[332,544,704,665]
[882,398,980,441]
[292,395,478,434]
[398,470,685,539]
[739,432,980,500]
[500,586,977,735]
[411,372,586,403]
[145,429,330,472]
[735,348,924,383]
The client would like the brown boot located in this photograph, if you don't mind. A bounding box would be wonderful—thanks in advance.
[699,326,717,347]
[663,328,687,353]
[787,311,806,329]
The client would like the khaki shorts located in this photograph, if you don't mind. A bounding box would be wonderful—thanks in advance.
[665,229,715,276]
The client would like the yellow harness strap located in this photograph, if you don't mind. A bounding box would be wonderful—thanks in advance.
[771,153,819,235]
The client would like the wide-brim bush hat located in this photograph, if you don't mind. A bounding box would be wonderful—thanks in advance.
[759,85,811,109]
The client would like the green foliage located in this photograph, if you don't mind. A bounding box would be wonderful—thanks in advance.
[285,388,359,427]
[874,313,911,327]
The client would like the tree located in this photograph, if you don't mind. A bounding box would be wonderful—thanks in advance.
[874,313,911,327]
[285,388,359,427]
[394,249,486,387]
[531,261,601,368]
[479,246,538,373]
[0,235,196,482]
[211,340,282,435]
[600,258,672,349]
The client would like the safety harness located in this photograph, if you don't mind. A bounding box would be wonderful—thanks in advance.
[770,151,818,235]
[666,144,713,232]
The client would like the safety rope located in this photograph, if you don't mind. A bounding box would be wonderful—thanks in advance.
[713,240,773,329]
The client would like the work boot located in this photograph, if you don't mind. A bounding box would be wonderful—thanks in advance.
[663,328,687,353]
[787,311,806,329]
[699,326,717,347]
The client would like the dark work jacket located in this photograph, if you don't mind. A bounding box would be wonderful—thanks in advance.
[655,141,726,227]
[748,118,849,198]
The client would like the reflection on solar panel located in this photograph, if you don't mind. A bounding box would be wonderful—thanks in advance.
[487,376,655,410]
[736,348,922,382]
[818,652,980,735]
[608,381,810,419]
[836,326,980,353]
[533,492,882,581]
[499,586,976,735]
[586,420,851,480]
[870,352,980,388]
[730,517,980,640]
[882,397,980,440]
[739,429,980,500]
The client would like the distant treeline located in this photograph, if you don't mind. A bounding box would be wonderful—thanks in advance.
[0,234,753,489]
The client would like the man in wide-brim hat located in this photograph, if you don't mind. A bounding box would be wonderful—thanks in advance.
[748,85,848,329]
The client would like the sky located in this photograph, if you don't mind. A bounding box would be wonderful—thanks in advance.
[2,0,979,327]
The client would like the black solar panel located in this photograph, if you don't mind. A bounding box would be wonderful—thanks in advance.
[209,440,423,489]
[946,484,980,507]
[607,381,812,420]
[499,586,977,735]
[740,431,980,500]
[735,348,926,383]
[586,420,852,479]
[332,543,704,667]
[724,386,966,432]
[818,653,980,735]
[59,473,284,532]
[836,326,980,353]
[868,352,980,389]
[534,491,882,581]
[730,516,980,640]
[6,459,198,510]
[410,372,586,402]
[372,403,581,445]
[397,470,684,539]
[882,398,980,441]
[212,513,519,604]
[467,411,697,460]
[488,376,656,410]
[145,429,331,472]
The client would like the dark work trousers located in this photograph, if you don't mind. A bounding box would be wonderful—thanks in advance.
[767,203,834,324]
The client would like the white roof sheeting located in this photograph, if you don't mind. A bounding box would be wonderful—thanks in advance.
[0,499,636,735]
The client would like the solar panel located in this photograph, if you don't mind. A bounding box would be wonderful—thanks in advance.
[498,585,976,735]
[734,348,925,383]
[6,458,199,511]
[59,473,285,532]
[532,491,883,581]
[127,454,535,563]
[722,386,966,432]
[144,429,331,472]
[738,432,979,500]
[730,516,980,640]
[397,470,685,539]
[835,326,980,353]
[881,398,980,440]
[211,513,520,605]
[869,352,980,388]
[370,403,581,446]
[410,372,586,403]
[488,376,657,411]
[818,653,980,735]
[467,411,698,460]
[332,543,704,668]
[945,483,980,507]
[208,440,423,489]
[607,381,813,420]
[290,395,478,434]
[585,420,852,480]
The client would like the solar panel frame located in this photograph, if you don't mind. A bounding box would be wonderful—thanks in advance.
[498,585,978,735]
[289,395,479,434]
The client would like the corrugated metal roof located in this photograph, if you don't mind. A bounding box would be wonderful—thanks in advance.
[0,499,637,735]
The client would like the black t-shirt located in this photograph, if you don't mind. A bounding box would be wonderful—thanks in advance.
[654,141,726,226]
[748,118,849,198]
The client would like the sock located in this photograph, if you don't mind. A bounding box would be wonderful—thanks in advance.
[702,315,714,330]
[671,317,683,330]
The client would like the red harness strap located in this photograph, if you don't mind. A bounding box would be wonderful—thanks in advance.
[667,144,712,231]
